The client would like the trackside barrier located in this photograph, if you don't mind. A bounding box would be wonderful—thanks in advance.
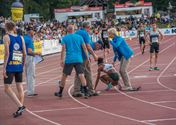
[159,28,176,36]
[0,39,62,64]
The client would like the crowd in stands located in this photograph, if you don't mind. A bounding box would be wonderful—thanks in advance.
[0,14,176,44]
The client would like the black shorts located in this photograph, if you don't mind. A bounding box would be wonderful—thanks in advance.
[150,42,159,53]
[103,40,110,49]
[108,73,119,81]
[4,72,23,84]
[139,37,145,44]
[63,63,84,76]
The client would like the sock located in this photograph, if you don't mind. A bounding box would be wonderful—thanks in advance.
[82,86,88,93]
[59,86,64,94]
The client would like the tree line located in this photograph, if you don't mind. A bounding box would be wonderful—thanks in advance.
[0,0,175,19]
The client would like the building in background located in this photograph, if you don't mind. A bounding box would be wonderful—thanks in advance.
[54,1,152,22]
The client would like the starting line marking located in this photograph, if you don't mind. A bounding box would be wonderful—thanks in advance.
[133,75,148,78]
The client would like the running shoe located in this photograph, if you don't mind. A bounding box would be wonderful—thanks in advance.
[105,83,113,91]
[154,67,160,71]
[54,92,62,97]
[72,92,83,97]
[13,106,26,118]
[149,67,153,71]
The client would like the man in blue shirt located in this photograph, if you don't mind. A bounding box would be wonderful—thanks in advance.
[108,28,141,91]
[24,27,41,97]
[54,25,90,98]
[73,22,98,97]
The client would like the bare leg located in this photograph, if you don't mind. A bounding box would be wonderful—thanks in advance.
[4,84,23,107]
[150,53,154,68]
[16,83,24,105]
[155,53,158,67]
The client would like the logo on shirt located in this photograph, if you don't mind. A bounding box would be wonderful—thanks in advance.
[14,43,20,50]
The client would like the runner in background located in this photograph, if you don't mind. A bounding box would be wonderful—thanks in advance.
[147,22,163,71]
[101,23,110,62]
[3,21,26,118]
[137,23,147,54]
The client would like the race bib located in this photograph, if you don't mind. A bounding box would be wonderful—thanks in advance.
[12,51,23,62]
[152,37,159,43]
[103,32,108,38]
[140,32,144,37]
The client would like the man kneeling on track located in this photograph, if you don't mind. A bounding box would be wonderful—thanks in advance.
[94,57,121,91]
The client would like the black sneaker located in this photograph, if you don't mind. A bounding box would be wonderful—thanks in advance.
[13,106,26,118]
[54,92,62,97]
[27,93,38,97]
[88,90,99,96]
[82,86,89,99]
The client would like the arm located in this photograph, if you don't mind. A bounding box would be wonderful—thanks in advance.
[94,70,101,90]
[112,47,118,66]
[61,44,65,67]
[158,30,164,42]
[86,43,98,61]
[3,35,10,78]
[21,36,26,65]
[82,43,90,63]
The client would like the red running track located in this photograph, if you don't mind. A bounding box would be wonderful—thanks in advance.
[0,36,176,125]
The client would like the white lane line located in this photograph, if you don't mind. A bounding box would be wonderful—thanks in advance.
[131,75,175,79]
[32,106,88,113]
[101,89,171,96]
[142,118,176,122]
[129,42,175,74]
[26,109,62,125]
[65,38,176,125]
[152,101,176,104]
[68,84,154,125]
[157,56,176,92]
[116,42,176,112]
[20,37,176,125]
[133,75,148,78]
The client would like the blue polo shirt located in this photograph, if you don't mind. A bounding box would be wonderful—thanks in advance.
[24,34,34,55]
[75,28,91,60]
[110,35,134,62]
[61,33,84,64]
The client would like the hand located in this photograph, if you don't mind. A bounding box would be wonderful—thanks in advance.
[112,62,115,67]
[94,55,98,61]
[36,52,42,56]
[60,61,64,67]
[3,69,8,78]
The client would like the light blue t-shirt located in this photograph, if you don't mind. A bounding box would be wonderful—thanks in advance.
[75,28,91,60]
[24,34,34,55]
[110,35,134,62]
[61,33,84,64]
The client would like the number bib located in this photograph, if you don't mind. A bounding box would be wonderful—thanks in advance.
[103,32,108,38]
[12,51,23,62]
[140,32,144,37]
[152,37,159,43]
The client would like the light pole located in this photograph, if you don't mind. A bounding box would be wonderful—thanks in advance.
[102,0,108,21]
